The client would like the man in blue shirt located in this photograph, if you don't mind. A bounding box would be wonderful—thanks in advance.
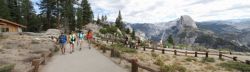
[58,32,67,54]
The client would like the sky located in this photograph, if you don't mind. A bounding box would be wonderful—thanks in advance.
[32,0,250,23]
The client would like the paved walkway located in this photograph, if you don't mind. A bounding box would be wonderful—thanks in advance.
[40,41,127,72]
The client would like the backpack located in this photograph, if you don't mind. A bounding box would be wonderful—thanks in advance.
[59,35,67,43]
[78,33,84,39]
[86,32,93,39]
[70,34,76,42]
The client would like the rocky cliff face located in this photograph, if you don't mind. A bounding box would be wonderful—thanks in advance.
[176,15,197,33]
[173,15,199,44]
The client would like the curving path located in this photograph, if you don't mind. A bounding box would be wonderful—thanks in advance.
[40,41,127,72]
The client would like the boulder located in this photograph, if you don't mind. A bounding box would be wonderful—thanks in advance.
[44,29,61,37]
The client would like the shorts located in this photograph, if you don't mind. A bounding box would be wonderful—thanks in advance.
[70,41,75,44]
[60,42,66,48]
[79,38,84,41]
[78,39,83,42]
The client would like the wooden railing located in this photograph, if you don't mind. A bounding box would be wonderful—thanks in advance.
[96,35,250,65]
[0,50,54,72]
[142,46,245,63]
[120,57,160,72]
[28,51,53,72]
[93,41,160,72]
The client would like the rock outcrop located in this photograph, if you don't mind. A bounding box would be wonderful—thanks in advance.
[172,15,199,44]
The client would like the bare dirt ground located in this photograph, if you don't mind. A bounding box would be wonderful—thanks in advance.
[40,40,128,72]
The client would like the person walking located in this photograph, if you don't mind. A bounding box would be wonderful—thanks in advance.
[69,31,76,53]
[86,30,93,49]
[77,31,85,50]
[58,32,67,54]
[136,39,141,49]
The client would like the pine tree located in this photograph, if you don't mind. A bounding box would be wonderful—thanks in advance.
[131,30,136,40]
[96,15,101,25]
[76,7,83,30]
[27,13,43,32]
[0,0,11,20]
[104,15,108,21]
[22,0,43,32]
[125,28,130,34]
[8,0,22,23]
[81,0,93,25]
[54,0,69,31]
[20,0,34,28]
[100,15,108,25]
[38,0,57,30]
[55,0,62,29]
[101,15,105,22]
[167,35,174,46]
[115,10,123,30]
[62,0,75,31]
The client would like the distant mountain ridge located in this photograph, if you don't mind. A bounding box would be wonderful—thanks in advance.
[199,18,250,30]
[125,16,250,52]
[126,15,199,42]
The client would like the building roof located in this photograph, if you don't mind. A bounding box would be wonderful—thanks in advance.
[0,18,27,28]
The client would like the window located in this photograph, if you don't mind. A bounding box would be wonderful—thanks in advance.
[1,28,9,32]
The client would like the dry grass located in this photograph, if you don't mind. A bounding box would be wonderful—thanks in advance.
[0,34,56,72]
[0,64,15,72]
[185,56,197,62]
[151,52,158,58]
[204,64,216,71]
[132,50,233,72]
[160,62,187,72]
[110,44,137,53]
[0,34,8,40]
[22,56,40,62]
[31,40,40,44]
[0,48,4,53]
[97,37,249,72]
[201,57,215,63]
[218,61,250,71]
[154,57,165,66]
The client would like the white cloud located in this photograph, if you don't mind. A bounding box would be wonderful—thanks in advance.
[31,0,250,23]
[89,0,250,23]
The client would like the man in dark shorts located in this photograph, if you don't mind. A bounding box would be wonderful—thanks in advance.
[58,32,67,54]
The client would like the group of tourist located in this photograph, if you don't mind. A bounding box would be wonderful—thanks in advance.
[58,30,93,54]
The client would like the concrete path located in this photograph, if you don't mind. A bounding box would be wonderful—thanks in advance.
[40,41,127,72]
